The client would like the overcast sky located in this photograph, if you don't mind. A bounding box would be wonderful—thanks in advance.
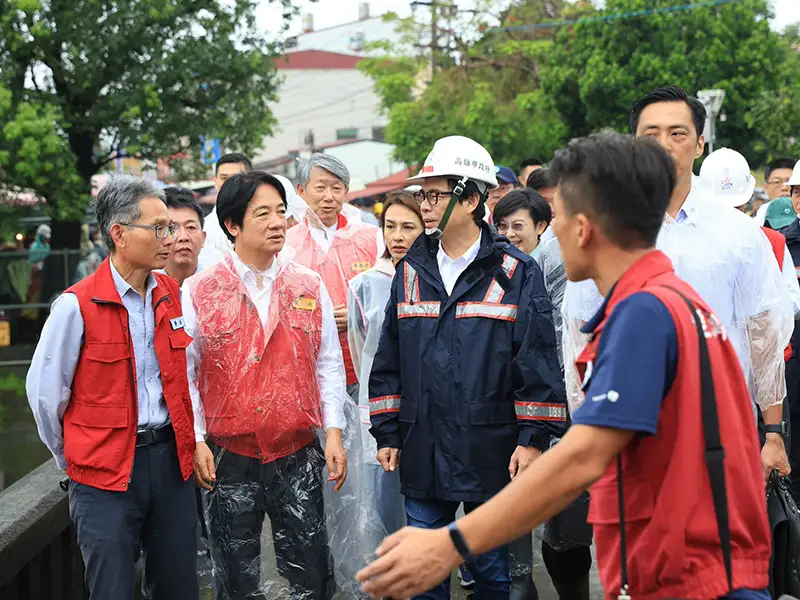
[257,0,800,37]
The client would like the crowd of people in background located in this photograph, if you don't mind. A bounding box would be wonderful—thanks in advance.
[22,84,800,600]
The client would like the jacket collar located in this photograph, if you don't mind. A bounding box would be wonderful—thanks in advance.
[407,220,500,268]
[582,250,674,334]
[372,257,395,276]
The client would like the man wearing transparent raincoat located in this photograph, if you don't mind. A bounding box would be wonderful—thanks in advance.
[285,154,383,396]
[562,86,794,480]
[182,171,348,599]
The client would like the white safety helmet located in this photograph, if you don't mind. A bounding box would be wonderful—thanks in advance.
[406,136,499,192]
[788,159,800,187]
[698,147,756,208]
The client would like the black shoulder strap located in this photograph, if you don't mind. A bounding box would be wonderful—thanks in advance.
[616,286,733,597]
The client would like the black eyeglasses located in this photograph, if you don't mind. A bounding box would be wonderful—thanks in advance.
[117,223,178,239]
[413,190,453,207]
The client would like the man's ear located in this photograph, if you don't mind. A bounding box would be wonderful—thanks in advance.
[224,218,239,239]
[109,223,126,249]
[695,135,705,159]
[575,213,593,250]
[296,183,305,198]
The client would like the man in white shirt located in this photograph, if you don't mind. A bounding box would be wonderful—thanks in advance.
[562,86,794,480]
[285,153,383,396]
[197,153,251,269]
[184,171,347,599]
[162,187,205,286]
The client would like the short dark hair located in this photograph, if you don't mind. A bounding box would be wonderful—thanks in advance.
[629,86,706,138]
[525,167,552,191]
[215,152,252,174]
[549,132,676,250]
[216,171,287,243]
[380,190,424,259]
[493,188,551,228]
[520,158,543,170]
[164,186,204,228]
[765,158,796,182]
[448,178,486,224]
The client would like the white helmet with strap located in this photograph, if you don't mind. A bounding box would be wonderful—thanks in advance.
[698,147,755,208]
[788,159,800,187]
[406,136,498,237]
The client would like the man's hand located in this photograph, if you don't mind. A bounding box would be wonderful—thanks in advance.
[325,428,348,492]
[509,445,542,480]
[356,526,460,598]
[333,304,348,333]
[193,441,216,491]
[377,448,400,472]
[762,433,791,481]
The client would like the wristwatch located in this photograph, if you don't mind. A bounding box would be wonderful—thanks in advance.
[765,421,789,438]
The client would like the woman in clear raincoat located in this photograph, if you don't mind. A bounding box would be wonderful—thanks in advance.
[347,190,424,540]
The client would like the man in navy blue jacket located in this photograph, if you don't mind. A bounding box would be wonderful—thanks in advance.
[369,136,567,600]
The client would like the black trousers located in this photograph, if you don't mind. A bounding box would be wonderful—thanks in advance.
[69,436,199,600]
[206,440,334,600]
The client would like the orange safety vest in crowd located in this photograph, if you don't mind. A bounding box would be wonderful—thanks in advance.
[285,212,380,385]
[761,227,792,362]
[64,258,196,492]
[576,251,770,600]
[190,257,323,462]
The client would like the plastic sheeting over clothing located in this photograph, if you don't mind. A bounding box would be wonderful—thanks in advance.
[183,249,385,598]
[284,209,383,385]
[346,258,406,539]
[561,176,794,414]
[535,234,567,368]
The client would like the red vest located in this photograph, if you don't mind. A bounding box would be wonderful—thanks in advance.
[576,251,770,600]
[285,213,380,385]
[190,257,323,462]
[64,259,196,492]
[761,227,792,361]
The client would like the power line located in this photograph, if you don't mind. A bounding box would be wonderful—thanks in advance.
[486,0,744,33]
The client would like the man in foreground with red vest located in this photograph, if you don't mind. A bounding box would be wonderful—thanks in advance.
[184,171,348,599]
[357,133,772,600]
[27,175,199,600]
[285,153,383,397]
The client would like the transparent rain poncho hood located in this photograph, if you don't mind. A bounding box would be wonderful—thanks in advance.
[561,176,793,415]
[184,198,387,598]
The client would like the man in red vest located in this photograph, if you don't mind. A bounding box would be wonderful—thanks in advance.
[286,153,383,396]
[357,133,771,600]
[184,171,348,599]
[27,175,198,600]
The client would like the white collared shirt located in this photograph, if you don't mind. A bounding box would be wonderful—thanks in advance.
[181,252,347,442]
[437,233,482,295]
[562,175,793,412]
[26,260,169,469]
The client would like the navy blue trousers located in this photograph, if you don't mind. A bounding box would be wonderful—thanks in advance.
[69,437,198,600]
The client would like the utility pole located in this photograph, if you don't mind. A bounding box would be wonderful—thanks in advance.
[411,0,441,75]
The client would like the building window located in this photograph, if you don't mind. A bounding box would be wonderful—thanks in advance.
[372,126,386,142]
[336,128,359,140]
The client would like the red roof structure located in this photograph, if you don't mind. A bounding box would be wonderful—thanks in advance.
[275,50,364,70]
[348,169,410,200]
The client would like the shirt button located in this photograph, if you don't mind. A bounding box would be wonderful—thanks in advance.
[256,407,263,414]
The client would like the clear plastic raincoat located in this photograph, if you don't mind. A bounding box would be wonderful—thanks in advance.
[284,203,383,386]
[182,225,383,598]
[561,176,794,415]
[346,257,405,537]
[535,233,568,369]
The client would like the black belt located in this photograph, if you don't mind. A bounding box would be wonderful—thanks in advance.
[136,425,175,447]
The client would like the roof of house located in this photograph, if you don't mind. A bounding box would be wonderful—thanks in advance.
[348,168,410,200]
[275,50,364,70]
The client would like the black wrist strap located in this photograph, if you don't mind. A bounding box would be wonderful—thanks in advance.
[448,522,475,563]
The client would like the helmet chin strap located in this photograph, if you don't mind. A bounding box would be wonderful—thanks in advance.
[427,176,468,239]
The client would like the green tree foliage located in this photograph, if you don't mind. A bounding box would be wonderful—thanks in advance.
[360,1,574,169]
[363,0,799,171]
[0,0,307,234]
[539,0,797,165]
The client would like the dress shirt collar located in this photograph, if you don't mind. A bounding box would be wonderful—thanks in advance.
[109,257,157,300]
[229,250,279,288]
[667,175,705,225]
[437,231,482,270]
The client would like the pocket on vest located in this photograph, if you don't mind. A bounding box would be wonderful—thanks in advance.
[66,402,128,470]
